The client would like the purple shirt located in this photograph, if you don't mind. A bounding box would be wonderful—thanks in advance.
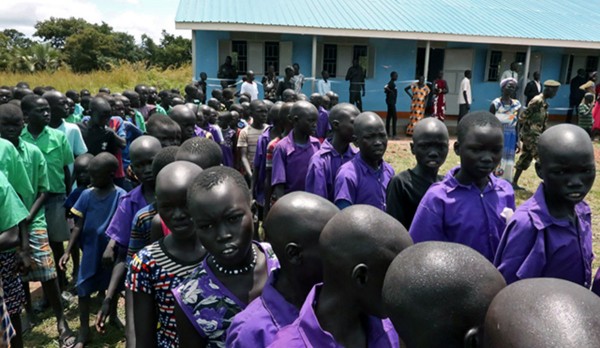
[494,184,593,288]
[334,155,394,211]
[253,126,272,206]
[105,185,148,247]
[226,270,299,347]
[409,166,516,262]
[592,269,600,296]
[271,130,321,193]
[268,284,399,348]
[316,106,330,139]
[203,124,223,143]
[194,125,210,138]
[306,140,358,202]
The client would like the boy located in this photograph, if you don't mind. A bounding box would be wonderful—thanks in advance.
[20,95,74,291]
[269,205,411,347]
[145,114,181,148]
[227,192,339,347]
[80,97,126,156]
[494,124,595,287]
[334,112,394,211]
[218,111,236,167]
[265,103,293,209]
[175,137,223,169]
[387,118,449,229]
[0,104,76,347]
[168,105,197,142]
[122,91,147,130]
[317,70,331,96]
[382,242,506,348]
[409,111,515,262]
[134,84,151,120]
[254,103,282,209]
[65,90,83,123]
[195,72,208,104]
[578,92,594,136]
[306,103,359,202]
[312,94,331,142]
[326,91,339,109]
[483,278,600,347]
[272,101,321,200]
[238,100,268,188]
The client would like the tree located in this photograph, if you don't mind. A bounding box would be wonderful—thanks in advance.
[141,31,191,69]
[34,17,93,49]
[7,43,61,72]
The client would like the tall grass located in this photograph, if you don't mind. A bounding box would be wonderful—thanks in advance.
[0,62,193,92]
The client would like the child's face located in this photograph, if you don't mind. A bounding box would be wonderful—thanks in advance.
[91,105,112,127]
[26,98,51,128]
[0,89,12,104]
[294,110,318,136]
[89,162,113,189]
[251,103,268,125]
[0,113,24,144]
[67,98,75,115]
[156,184,194,238]
[209,110,218,125]
[200,72,207,81]
[191,179,253,266]
[131,146,159,185]
[230,112,240,129]
[337,111,357,143]
[412,131,449,170]
[455,125,503,180]
[75,166,91,187]
[112,101,125,118]
[356,122,388,163]
[152,124,181,148]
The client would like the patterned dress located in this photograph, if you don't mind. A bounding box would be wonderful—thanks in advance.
[491,97,521,182]
[432,79,448,121]
[172,243,279,347]
[406,83,431,135]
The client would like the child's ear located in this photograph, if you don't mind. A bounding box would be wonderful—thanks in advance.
[351,263,369,287]
[351,134,358,143]
[331,119,339,130]
[453,140,460,156]
[410,142,415,155]
[285,242,303,265]
[463,327,481,348]
[535,161,543,180]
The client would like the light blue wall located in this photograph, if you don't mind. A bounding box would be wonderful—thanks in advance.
[193,30,573,115]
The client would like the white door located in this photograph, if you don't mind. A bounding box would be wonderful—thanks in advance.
[443,49,474,115]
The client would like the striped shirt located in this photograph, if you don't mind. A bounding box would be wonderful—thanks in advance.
[126,203,157,264]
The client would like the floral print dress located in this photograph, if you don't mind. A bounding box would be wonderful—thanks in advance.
[172,242,279,347]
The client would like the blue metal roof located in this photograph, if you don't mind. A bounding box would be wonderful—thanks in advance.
[176,0,600,43]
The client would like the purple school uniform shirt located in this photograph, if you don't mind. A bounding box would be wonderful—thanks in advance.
[226,270,299,347]
[306,140,358,202]
[105,185,148,247]
[334,155,394,211]
[316,106,330,139]
[409,166,515,262]
[592,269,600,296]
[494,184,593,288]
[271,130,321,193]
[253,126,271,206]
[268,284,399,348]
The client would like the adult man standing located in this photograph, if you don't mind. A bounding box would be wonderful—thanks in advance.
[512,80,560,189]
[457,70,472,122]
[217,56,238,88]
[524,71,542,106]
[240,71,259,101]
[567,69,587,123]
[345,59,366,111]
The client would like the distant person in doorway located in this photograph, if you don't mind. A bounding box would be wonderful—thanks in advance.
[384,71,398,137]
[404,76,430,136]
[291,63,305,94]
[457,70,472,122]
[567,69,588,123]
[524,71,542,106]
[262,65,279,102]
[240,71,259,101]
[432,70,448,121]
[317,70,332,96]
[217,56,237,89]
[345,59,366,111]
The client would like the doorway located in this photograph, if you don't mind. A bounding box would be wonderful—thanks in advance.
[415,47,445,82]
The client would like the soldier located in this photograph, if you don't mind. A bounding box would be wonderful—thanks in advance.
[512,80,560,189]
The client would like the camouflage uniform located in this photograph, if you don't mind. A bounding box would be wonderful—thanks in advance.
[515,94,548,170]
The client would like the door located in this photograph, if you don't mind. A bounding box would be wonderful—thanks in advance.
[443,49,474,115]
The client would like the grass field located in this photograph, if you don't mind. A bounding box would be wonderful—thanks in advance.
[22,138,600,347]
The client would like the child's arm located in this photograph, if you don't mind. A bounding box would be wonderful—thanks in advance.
[174,302,208,348]
[132,291,159,346]
[59,217,83,270]
[63,166,71,196]
[25,192,47,227]
[0,225,20,251]
[239,147,253,180]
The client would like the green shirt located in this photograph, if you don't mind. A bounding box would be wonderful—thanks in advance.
[21,126,74,194]
[0,138,34,200]
[65,114,82,124]
[155,104,167,115]
[16,141,49,231]
[133,110,147,133]
[0,171,29,233]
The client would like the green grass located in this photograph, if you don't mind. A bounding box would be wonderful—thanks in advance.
[23,138,600,347]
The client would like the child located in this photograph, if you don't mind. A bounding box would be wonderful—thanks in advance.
[184,84,201,104]
[254,103,283,210]
[80,97,126,156]
[195,72,208,104]
[173,167,279,347]
[127,161,206,347]
[334,112,394,211]
[409,111,515,262]
[271,101,321,200]
[199,105,222,142]
[265,102,293,210]
[0,171,30,348]
[0,104,76,347]
[65,90,83,123]
[145,113,181,148]
[218,111,236,167]
[95,136,162,331]
[227,192,339,347]
[483,278,600,347]
[494,124,595,287]
[326,91,339,109]
[310,94,329,142]
[306,103,359,202]
[237,100,268,184]
[122,91,147,131]
[175,136,223,169]
[269,205,412,347]
[20,94,74,291]
[59,153,126,347]
[168,105,197,142]
[578,92,594,136]
[382,242,506,348]
[387,118,449,229]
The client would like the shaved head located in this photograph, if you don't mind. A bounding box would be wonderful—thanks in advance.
[129,135,162,157]
[354,111,384,138]
[156,161,203,198]
[538,124,593,165]
[328,102,359,124]
[412,117,449,142]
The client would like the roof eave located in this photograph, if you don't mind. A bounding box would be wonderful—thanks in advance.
[176,22,600,50]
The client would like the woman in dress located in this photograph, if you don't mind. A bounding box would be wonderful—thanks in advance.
[432,71,448,121]
[489,78,522,182]
[404,76,431,136]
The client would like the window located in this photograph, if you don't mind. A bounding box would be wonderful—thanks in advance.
[231,40,247,75]
[487,51,502,82]
[515,52,527,64]
[264,42,279,75]
[353,45,368,74]
[323,44,337,77]
[586,56,598,75]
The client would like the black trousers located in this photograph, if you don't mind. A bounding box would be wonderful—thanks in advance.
[386,103,397,136]
[458,103,470,123]
[349,91,363,112]
[566,101,577,123]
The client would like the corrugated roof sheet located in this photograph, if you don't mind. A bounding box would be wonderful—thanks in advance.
[176,0,600,43]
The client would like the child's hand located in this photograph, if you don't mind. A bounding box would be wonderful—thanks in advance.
[17,251,32,275]
[95,298,111,334]
[102,244,115,267]
[59,252,70,271]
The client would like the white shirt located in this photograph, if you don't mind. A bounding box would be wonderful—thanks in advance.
[534,80,541,93]
[317,79,331,95]
[240,81,259,101]
[501,70,518,81]
[458,77,472,104]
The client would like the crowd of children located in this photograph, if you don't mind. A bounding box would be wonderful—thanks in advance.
[0,76,598,348]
